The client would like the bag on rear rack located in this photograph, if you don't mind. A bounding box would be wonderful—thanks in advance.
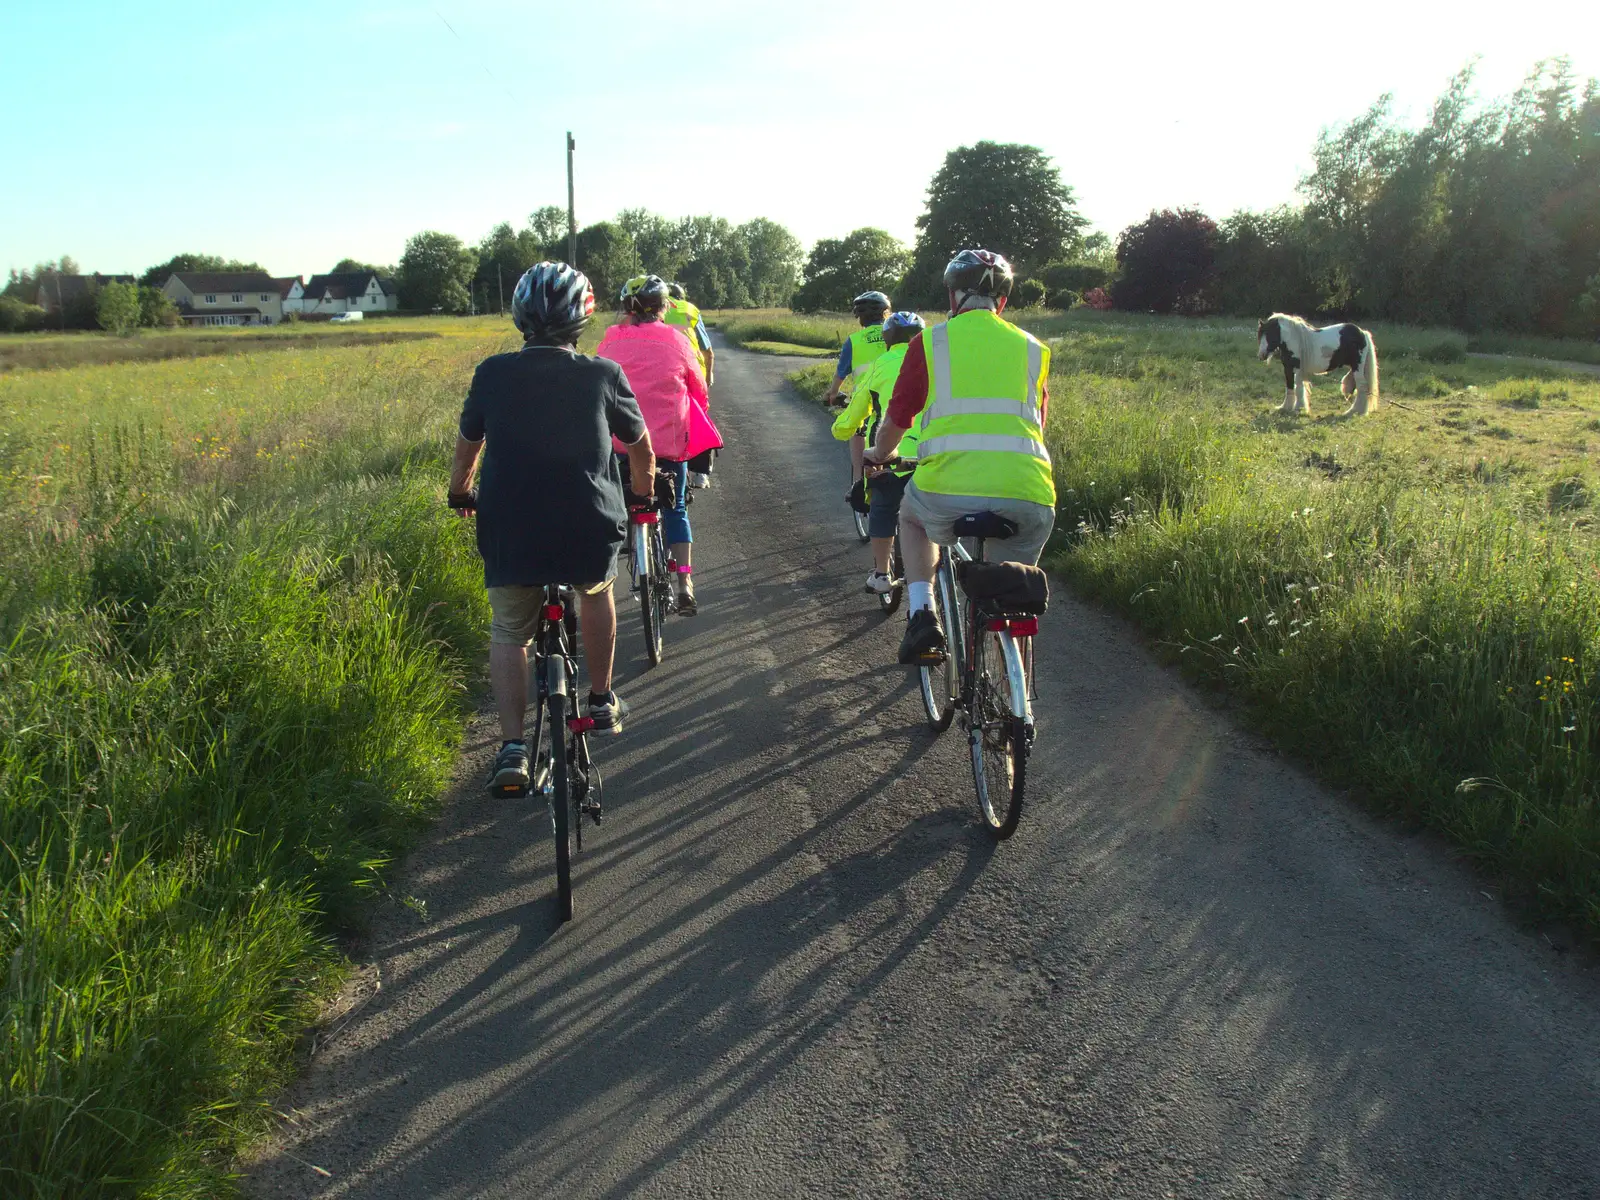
[956,560,1049,614]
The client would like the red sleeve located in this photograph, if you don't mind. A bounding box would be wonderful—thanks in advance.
[1039,382,1048,426]
[887,333,929,428]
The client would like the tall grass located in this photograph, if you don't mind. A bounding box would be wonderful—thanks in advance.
[0,320,515,1195]
[1038,330,1600,931]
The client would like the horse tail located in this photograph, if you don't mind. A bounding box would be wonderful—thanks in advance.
[1361,328,1379,410]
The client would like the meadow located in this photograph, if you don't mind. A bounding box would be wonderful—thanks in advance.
[0,316,525,1196]
[785,307,1600,936]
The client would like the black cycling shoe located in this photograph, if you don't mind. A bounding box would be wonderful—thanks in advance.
[586,691,628,735]
[488,740,530,795]
[898,609,946,665]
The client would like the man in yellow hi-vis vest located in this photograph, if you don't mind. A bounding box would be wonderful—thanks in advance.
[824,290,892,490]
[865,250,1054,664]
[664,282,714,385]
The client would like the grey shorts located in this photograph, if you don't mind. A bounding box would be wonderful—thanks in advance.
[900,483,1055,566]
[487,578,612,647]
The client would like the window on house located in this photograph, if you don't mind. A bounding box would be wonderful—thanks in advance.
[204,294,216,303]
[261,293,271,301]
[231,293,242,303]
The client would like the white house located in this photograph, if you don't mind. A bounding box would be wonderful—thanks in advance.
[276,276,305,314]
[161,271,284,326]
[301,272,399,315]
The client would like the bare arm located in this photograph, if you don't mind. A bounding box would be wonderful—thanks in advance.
[867,419,906,464]
[451,435,482,493]
[624,428,656,496]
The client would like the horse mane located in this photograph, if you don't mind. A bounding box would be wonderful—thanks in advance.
[1269,312,1313,332]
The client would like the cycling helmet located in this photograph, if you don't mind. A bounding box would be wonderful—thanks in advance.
[512,261,594,342]
[943,249,1014,306]
[621,274,670,315]
[851,290,891,317]
[667,281,687,301]
[880,310,926,347]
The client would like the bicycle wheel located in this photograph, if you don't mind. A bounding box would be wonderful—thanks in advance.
[969,628,1027,840]
[851,460,870,543]
[650,525,673,632]
[546,685,575,922]
[918,562,958,731]
[878,531,904,616]
[637,525,664,667]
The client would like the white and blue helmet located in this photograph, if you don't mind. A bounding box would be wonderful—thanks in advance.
[512,261,595,341]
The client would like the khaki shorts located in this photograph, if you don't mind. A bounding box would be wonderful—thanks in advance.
[487,579,612,647]
[901,483,1056,566]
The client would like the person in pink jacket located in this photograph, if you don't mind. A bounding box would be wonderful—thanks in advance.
[596,274,710,613]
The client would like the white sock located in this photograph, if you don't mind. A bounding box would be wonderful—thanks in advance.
[908,582,932,612]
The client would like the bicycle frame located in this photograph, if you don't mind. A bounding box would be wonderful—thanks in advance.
[940,540,1034,728]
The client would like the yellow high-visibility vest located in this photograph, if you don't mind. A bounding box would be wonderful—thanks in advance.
[843,324,886,390]
[664,297,707,375]
[914,309,1054,506]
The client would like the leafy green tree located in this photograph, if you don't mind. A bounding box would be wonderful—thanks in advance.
[675,216,752,308]
[736,217,803,307]
[617,208,690,280]
[474,222,545,312]
[0,295,46,332]
[96,281,141,335]
[137,253,265,288]
[528,206,570,257]
[790,228,911,313]
[398,231,478,313]
[330,258,393,276]
[1039,260,1113,309]
[902,141,1087,307]
[1213,208,1320,316]
[137,286,179,328]
[573,221,641,309]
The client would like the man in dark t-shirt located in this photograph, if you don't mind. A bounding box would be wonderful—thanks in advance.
[449,262,655,796]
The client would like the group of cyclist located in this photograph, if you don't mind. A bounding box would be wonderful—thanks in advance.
[450,246,1053,795]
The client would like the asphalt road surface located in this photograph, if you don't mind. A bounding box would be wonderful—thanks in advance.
[248,340,1600,1199]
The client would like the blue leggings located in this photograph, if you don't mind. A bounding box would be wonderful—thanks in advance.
[661,459,691,546]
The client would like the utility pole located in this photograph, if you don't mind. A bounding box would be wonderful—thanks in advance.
[497,269,504,314]
[566,131,577,267]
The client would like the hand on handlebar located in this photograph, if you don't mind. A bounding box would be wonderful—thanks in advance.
[447,486,478,517]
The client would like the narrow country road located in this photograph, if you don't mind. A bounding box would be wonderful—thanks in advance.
[247,339,1600,1199]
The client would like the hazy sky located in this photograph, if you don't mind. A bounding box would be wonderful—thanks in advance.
[3,0,1597,278]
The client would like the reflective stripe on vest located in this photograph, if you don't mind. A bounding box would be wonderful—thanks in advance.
[913,311,1054,507]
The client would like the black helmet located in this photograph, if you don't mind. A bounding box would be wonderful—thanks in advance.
[943,249,1014,302]
[667,281,687,301]
[621,274,669,315]
[851,290,891,317]
[512,261,594,342]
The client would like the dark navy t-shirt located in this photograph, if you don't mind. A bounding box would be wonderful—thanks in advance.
[459,344,648,588]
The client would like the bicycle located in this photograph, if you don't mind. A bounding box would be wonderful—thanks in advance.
[913,513,1044,840]
[624,469,677,667]
[486,584,602,923]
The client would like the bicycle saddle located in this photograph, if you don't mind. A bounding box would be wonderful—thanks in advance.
[952,511,1020,540]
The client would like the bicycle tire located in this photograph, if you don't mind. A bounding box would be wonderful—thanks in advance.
[852,506,870,543]
[548,687,575,921]
[638,526,664,667]
[969,630,1026,839]
[878,532,904,616]
[650,525,673,640]
[919,560,958,731]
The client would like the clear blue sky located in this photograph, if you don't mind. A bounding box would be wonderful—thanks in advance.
[3,0,1597,279]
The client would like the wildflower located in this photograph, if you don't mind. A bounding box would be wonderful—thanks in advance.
[1237,616,1249,625]
[1210,633,1224,642]
[1324,552,1334,559]
[1285,583,1300,591]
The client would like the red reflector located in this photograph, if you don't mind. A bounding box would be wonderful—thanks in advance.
[986,617,1009,632]
[567,716,595,733]
[630,511,659,524]
[542,604,564,621]
[1008,617,1039,637]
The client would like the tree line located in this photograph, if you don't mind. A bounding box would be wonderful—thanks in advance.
[398,208,805,315]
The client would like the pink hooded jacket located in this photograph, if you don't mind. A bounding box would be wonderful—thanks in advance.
[597,319,710,460]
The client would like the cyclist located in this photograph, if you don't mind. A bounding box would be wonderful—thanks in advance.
[824,290,892,492]
[665,282,717,489]
[597,274,709,614]
[830,311,925,594]
[450,262,656,795]
[863,250,1055,665]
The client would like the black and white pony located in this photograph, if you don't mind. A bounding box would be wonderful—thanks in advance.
[1257,314,1380,416]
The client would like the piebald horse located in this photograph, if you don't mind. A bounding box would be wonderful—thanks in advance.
[1257,313,1380,416]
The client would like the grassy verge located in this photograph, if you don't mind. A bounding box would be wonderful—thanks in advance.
[0,317,520,1195]
[784,314,1600,935]
[739,340,835,358]
[708,310,852,352]
[0,323,460,374]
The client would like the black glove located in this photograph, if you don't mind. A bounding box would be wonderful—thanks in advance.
[447,487,478,513]
[653,470,679,510]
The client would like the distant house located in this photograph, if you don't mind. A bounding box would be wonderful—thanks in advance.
[35,273,135,314]
[276,276,305,315]
[301,272,399,316]
[161,272,284,326]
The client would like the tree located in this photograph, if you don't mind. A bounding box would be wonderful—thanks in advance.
[1213,207,1320,317]
[675,216,752,308]
[96,281,141,335]
[330,258,393,276]
[138,286,179,328]
[573,221,641,309]
[902,141,1087,307]
[1113,208,1219,314]
[473,222,545,312]
[138,253,265,288]
[736,217,803,307]
[528,206,570,256]
[0,296,46,332]
[1039,260,1113,309]
[618,208,691,280]
[398,231,477,313]
[790,228,911,313]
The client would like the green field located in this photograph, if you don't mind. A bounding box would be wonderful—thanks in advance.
[0,316,531,1196]
[789,308,1600,934]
